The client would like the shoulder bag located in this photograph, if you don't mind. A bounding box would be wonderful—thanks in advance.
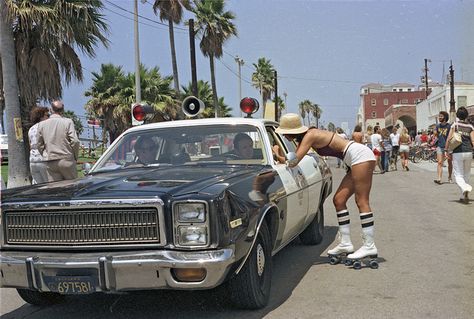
[447,123,462,152]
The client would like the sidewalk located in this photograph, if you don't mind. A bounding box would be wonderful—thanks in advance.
[410,159,474,175]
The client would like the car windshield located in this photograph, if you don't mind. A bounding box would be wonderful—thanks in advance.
[92,124,268,172]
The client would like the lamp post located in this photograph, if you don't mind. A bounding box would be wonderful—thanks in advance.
[235,56,244,116]
[449,61,456,123]
[134,0,141,103]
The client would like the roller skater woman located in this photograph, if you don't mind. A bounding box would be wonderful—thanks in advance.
[276,114,378,269]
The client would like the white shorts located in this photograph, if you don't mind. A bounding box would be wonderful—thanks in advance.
[343,142,376,168]
[399,144,410,153]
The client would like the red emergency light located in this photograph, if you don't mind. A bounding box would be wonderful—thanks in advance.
[132,103,154,125]
[240,97,259,117]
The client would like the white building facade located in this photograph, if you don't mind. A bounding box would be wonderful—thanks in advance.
[416,82,474,129]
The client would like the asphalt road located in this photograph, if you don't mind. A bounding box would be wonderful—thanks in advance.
[1,159,473,319]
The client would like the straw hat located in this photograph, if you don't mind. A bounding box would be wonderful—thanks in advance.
[275,113,308,135]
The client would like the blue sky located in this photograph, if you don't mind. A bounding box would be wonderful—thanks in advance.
[62,0,474,130]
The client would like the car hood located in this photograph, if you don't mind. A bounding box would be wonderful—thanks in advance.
[1,165,263,203]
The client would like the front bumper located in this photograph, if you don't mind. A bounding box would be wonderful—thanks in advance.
[0,248,235,292]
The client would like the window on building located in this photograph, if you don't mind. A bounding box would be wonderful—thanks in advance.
[383,98,389,106]
[364,89,368,94]
[398,89,403,92]
[401,99,408,104]
[457,96,467,107]
[408,88,412,92]
[392,89,396,92]
[371,112,376,118]
[371,98,376,106]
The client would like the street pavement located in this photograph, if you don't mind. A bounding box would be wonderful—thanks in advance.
[0,158,473,319]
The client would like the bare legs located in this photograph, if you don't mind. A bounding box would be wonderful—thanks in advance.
[333,161,375,213]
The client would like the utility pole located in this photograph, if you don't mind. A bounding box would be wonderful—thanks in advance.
[449,61,456,123]
[189,19,198,97]
[424,58,431,99]
[235,56,244,116]
[133,0,141,103]
[274,70,278,122]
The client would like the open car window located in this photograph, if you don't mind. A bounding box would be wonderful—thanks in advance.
[92,124,269,172]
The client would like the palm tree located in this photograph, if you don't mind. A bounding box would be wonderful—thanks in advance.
[85,64,127,143]
[327,122,336,132]
[311,103,322,128]
[252,57,275,117]
[272,95,285,120]
[299,100,312,126]
[86,64,176,142]
[0,0,108,187]
[152,0,192,98]
[193,0,237,117]
[0,0,26,188]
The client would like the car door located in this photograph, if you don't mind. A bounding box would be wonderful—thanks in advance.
[266,127,307,245]
[297,151,323,224]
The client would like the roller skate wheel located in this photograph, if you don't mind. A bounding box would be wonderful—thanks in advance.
[352,261,362,269]
[329,256,340,265]
[345,259,353,266]
[369,260,379,269]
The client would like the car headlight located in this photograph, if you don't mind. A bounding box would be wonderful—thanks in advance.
[175,203,206,222]
[177,226,208,246]
[173,201,209,248]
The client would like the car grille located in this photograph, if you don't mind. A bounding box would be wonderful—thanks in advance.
[4,208,160,246]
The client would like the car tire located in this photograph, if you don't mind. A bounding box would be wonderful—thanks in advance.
[228,221,272,309]
[17,288,65,306]
[299,204,324,245]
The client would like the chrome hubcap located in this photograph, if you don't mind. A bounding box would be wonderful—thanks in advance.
[256,243,265,276]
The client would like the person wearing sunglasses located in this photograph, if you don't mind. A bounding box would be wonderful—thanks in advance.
[134,136,158,165]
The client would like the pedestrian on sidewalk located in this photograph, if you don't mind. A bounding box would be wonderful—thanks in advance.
[434,111,453,185]
[371,126,385,173]
[28,106,50,184]
[399,127,411,171]
[446,107,473,204]
[381,128,392,172]
[365,125,373,150]
[351,124,364,144]
[38,100,80,182]
[390,126,400,170]
[276,113,378,264]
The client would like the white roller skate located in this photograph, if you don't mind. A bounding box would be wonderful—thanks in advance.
[346,233,378,270]
[327,229,353,265]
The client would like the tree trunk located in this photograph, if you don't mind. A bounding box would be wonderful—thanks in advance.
[209,54,218,118]
[168,19,180,98]
[0,0,30,188]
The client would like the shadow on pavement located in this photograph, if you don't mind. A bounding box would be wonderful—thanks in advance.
[1,227,337,319]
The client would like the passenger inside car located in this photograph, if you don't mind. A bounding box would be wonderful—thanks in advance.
[232,133,254,159]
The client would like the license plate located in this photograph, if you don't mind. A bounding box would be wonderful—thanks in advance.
[43,276,96,295]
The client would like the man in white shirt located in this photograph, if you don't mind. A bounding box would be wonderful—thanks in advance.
[389,126,400,170]
[371,126,385,173]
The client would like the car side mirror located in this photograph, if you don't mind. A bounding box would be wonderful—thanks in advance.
[82,162,92,175]
[286,152,298,167]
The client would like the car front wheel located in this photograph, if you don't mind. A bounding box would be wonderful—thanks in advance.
[227,221,272,309]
